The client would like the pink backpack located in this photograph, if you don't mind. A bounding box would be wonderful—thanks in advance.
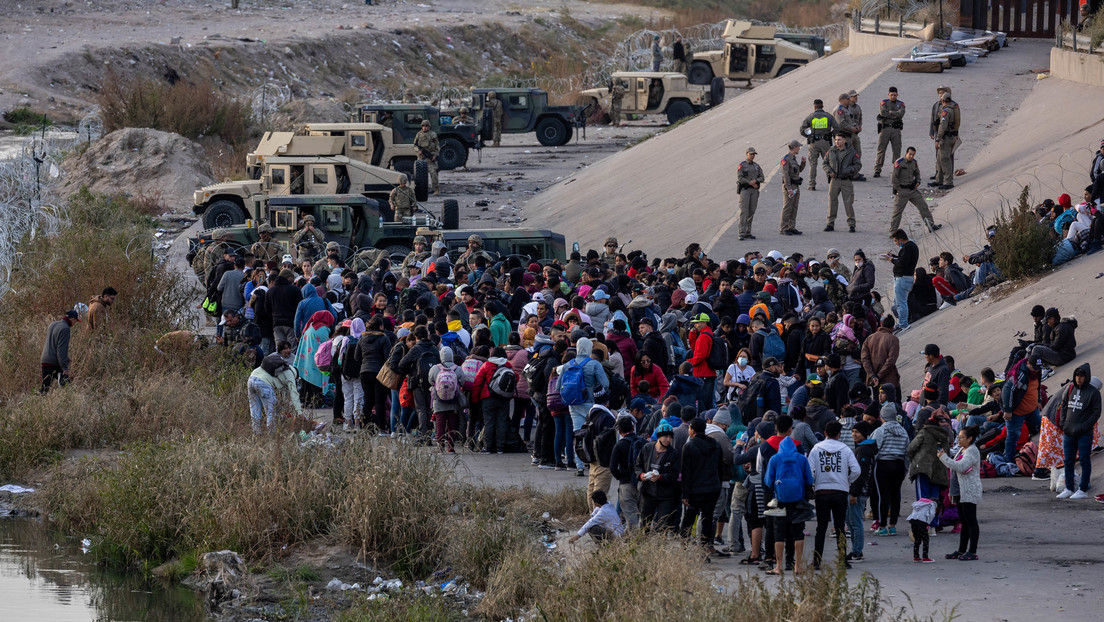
[460,358,482,391]
[314,339,334,374]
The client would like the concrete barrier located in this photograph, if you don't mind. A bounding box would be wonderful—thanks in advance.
[1049,46,1104,87]
[848,27,919,56]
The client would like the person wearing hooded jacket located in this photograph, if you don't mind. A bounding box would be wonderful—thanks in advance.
[267,269,303,348]
[907,417,951,517]
[1055,364,1101,499]
[807,420,860,569]
[473,346,512,454]
[764,435,814,576]
[847,421,878,562]
[658,312,685,375]
[428,345,468,453]
[294,282,335,337]
[871,402,909,536]
[636,420,682,531]
[1030,308,1078,368]
[357,316,394,433]
[680,418,728,555]
[399,325,441,435]
[847,250,876,302]
[558,337,610,472]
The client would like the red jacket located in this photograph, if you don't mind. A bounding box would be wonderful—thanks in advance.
[630,364,670,399]
[687,327,715,378]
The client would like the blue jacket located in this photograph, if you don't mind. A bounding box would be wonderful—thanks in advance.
[764,436,814,503]
[663,374,704,409]
[294,284,335,336]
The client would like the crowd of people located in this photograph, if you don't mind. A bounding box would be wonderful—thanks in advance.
[197,216,1100,573]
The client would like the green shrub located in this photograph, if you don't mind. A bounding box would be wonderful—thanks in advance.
[3,107,51,126]
[990,186,1057,279]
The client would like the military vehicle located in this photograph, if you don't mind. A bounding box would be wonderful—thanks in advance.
[193,147,426,229]
[448,88,587,147]
[349,104,482,170]
[187,194,565,272]
[578,72,725,125]
[687,20,820,86]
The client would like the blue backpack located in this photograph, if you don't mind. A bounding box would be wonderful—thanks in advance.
[770,451,808,503]
[763,329,786,362]
[559,359,591,406]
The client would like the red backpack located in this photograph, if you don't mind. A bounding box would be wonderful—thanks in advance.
[1014,441,1039,476]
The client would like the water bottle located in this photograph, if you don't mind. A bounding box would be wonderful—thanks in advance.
[378,215,384,228]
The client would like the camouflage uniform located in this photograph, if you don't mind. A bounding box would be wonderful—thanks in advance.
[890,155,936,233]
[414,126,440,194]
[350,248,388,274]
[799,106,838,190]
[934,93,959,187]
[389,183,417,221]
[609,81,626,126]
[600,236,619,265]
[457,234,495,267]
[193,229,231,281]
[487,92,504,147]
[779,142,806,234]
[291,218,326,264]
[251,224,283,263]
[874,95,905,176]
[736,151,764,239]
[456,107,475,125]
[401,236,432,277]
[313,241,342,275]
[823,140,861,230]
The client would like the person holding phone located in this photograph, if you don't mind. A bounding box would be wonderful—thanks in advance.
[939,426,982,560]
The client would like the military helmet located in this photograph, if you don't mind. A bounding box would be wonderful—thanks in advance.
[301,214,315,224]
[208,228,225,239]
[414,235,428,245]
[487,91,497,99]
[258,223,275,234]
[468,233,483,244]
[326,241,340,251]
[604,236,618,247]
[460,106,470,114]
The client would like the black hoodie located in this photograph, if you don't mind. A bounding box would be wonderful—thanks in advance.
[266,276,303,327]
[1058,363,1101,437]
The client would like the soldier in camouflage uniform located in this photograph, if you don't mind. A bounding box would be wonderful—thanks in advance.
[351,248,388,274]
[873,87,905,178]
[890,147,941,234]
[931,91,959,190]
[291,214,326,264]
[456,106,475,125]
[779,140,806,236]
[251,223,283,263]
[799,99,838,191]
[457,233,495,268]
[736,147,764,241]
[486,91,504,147]
[193,229,233,281]
[401,235,432,277]
[609,80,626,126]
[414,120,440,196]
[389,174,417,221]
[600,237,620,265]
[313,241,342,275]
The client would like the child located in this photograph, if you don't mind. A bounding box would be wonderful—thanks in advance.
[908,498,937,562]
[569,490,624,544]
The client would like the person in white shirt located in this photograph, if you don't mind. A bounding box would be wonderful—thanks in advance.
[806,420,860,569]
[723,347,756,402]
[569,490,625,543]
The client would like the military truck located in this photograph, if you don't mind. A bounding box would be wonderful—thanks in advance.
[578,72,725,125]
[687,20,820,86]
[187,194,565,272]
[193,149,426,230]
[349,104,482,170]
[448,88,586,147]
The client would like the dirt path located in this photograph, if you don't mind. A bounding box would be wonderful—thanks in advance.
[0,0,662,115]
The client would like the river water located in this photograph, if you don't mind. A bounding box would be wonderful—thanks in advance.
[0,517,205,622]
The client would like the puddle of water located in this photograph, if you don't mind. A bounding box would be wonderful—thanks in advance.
[0,128,81,160]
[0,517,205,622]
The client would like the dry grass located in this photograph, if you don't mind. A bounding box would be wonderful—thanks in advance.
[780,0,840,27]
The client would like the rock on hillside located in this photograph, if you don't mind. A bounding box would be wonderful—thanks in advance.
[63,128,213,214]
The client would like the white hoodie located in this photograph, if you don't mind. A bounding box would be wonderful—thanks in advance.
[806,438,860,493]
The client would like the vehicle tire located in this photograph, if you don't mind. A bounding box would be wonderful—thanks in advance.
[535,117,568,146]
[437,137,466,170]
[688,61,714,85]
[709,76,726,108]
[666,100,694,125]
[562,125,573,145]
[413,160,429,201]
[383,243,412,266]
[442,199,460,230]
[776,65,798,77]
[394,159,415,177]
[202,199,245,229]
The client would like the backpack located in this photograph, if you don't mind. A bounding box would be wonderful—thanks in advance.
[546,370,567,412]
[705,332,729,371]
[433,365,460,401]
[770,452,807,503]
[489,366,517,398]
[607,373,630,410]
[574,410,614,465]
[559,359,591,406]
[340,337,360,380]
[763,329,786,362]
[460,358,482,391]
[1014,441,1038,476]
[736,373,767,424]
[314,339,334,374]
[260,352,291,377]
[665,332,687,370]
[415,350,438,389]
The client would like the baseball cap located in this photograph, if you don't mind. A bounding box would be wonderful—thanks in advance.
[848,89,858,97]
[762,356,780,368]
[629,396,648,412]
[592,289,609,300]
[825,353,842,368]
[65,309,81,321]
[921,344,941,357]
[746,147,757,154]
[816,357,828,367]
[638,316,656,328]
[788,139,801,149]
[690,312,710,323]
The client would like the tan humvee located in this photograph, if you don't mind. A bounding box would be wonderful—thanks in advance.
[578,71,724,125]
[688,20,820,86]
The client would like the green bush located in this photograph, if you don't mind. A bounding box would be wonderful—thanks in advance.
[990,186,1057,279]
[3,107,51,126]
